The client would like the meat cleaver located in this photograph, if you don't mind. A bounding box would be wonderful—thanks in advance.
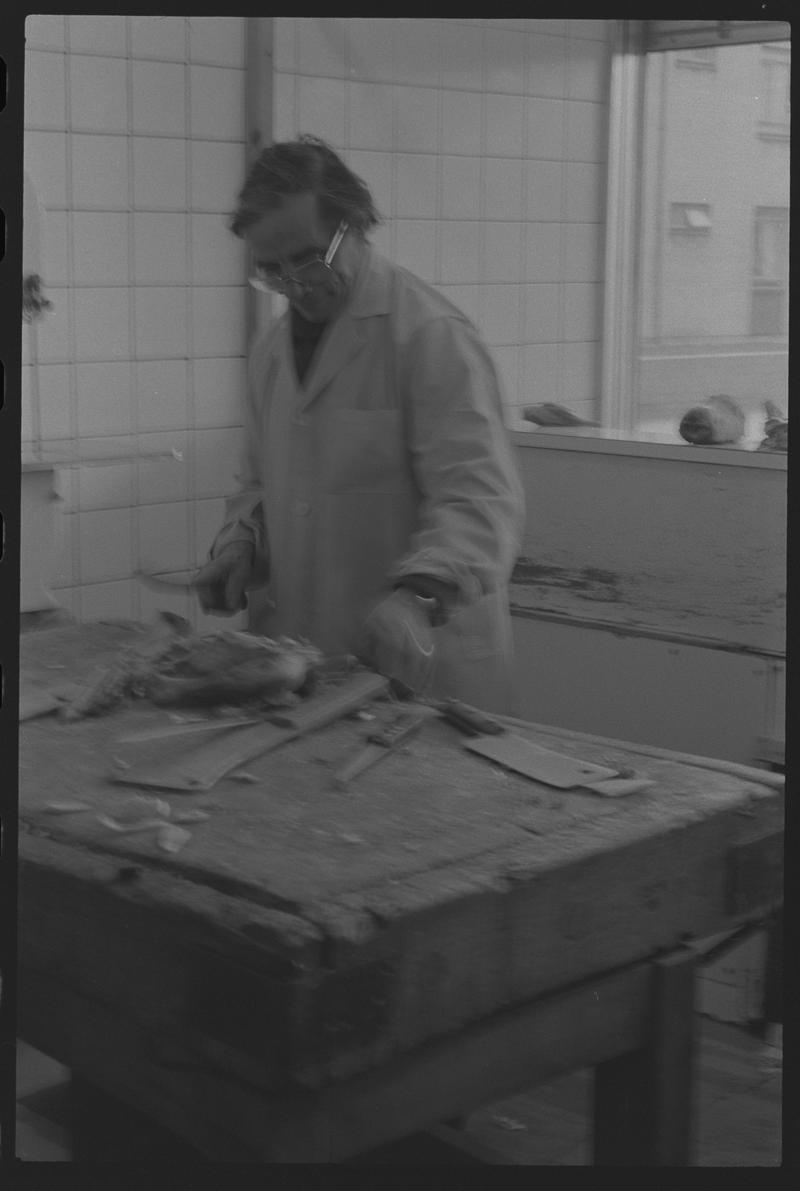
[464,732,620,788]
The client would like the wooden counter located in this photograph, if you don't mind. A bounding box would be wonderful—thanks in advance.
[17,622,784,1163]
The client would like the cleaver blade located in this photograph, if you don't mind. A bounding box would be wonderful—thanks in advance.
[464,732,620,788]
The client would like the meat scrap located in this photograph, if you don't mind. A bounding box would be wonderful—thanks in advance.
[679,394,745,445]
[757,401,788,453]
[60,619,192,721]
[147,633,322,708]
[60,620,323,720]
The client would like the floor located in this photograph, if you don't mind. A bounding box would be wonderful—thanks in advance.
[13,1014,782,1165]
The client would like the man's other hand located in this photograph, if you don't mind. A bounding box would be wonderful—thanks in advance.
[359,588,436,697]
[194,543,253,614]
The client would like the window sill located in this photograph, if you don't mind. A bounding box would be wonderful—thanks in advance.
[509,594,784,659]
[509,425,787,468]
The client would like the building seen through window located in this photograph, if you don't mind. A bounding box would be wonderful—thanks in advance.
[634,39,789,446]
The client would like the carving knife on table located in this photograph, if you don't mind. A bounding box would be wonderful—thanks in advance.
[333,708,428,787]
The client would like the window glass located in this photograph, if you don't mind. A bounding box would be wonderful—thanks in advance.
[634,40,789,447]
[674,46,718,70]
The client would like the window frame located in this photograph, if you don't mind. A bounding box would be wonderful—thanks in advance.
[601,19,791,450]
[751,205,790,337]
[757,44,791,139]
[669,202,713,236]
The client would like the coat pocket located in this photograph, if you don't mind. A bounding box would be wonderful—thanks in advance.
[322,409,408,494]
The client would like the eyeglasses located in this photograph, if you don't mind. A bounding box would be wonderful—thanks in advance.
[249,220,349,295]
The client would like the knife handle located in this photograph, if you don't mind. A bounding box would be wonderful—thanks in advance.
[437,698,505,736]
[367,711,426,748]
[334,711,426,787]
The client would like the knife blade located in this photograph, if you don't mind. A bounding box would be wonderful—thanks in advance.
[135,569,200,592]
[114,716,263,744]
[136,568,249,611]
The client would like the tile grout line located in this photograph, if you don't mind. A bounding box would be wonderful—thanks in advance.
[387,21,398,266]
[184,16,198,629]
[555,31,569,409]
[515,36,532,417]
[476,24,487,343]
[62,16,82,619]
[126,14,142,622]
[432,23,443,289]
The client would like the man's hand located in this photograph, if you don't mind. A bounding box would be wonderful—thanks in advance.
[194,543,254,614]
[359,588,436,697]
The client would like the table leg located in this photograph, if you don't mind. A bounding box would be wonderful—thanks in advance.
[762,907,783,1029]
[593,946,696,1166]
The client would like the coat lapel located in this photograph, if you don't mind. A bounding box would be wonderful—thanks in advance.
[296,246,393,412]
[297,315,367,410]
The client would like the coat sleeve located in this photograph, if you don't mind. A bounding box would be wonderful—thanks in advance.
[207,336,271,584]
[389,315,525,603]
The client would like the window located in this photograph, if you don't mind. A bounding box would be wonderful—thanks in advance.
[603,22,790,447]
[675,46,717,70]
[758,46,790,138]
[669,203,712,235]
[752,207,789,336]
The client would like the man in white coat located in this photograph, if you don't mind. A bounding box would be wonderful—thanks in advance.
[195,136,525,713]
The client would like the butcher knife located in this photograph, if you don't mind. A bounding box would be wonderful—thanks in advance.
[333,707,428,786]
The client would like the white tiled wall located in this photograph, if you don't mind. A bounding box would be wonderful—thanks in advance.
[273,17,611,425]
[23,16,613,627]
[23,15,249,628]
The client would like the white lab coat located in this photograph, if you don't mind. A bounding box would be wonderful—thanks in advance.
[212,246,525,712]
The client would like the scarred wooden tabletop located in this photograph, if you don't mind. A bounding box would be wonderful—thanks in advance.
[18,620,783,1100]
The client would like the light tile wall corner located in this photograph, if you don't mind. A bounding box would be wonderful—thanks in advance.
[137,501,194,573]
[272,16,613,416]
[130,16,187,60]
[24,15,250,622]
[78,507,134,585]
[25,15,67,51]
[136,360,190,432]
[69,55,128,134]
[136,433,192,506]
[80,579,136,623]
[68,15,127,56]
[189,17,246,67]
[24,15,613,623]
[190,65,246,140]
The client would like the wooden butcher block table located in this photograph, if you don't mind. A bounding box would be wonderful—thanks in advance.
[18,621,784,1165]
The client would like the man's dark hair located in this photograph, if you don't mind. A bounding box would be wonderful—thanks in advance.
[229,135,381,238]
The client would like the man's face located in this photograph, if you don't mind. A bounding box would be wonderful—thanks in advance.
[245,192,361,324]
